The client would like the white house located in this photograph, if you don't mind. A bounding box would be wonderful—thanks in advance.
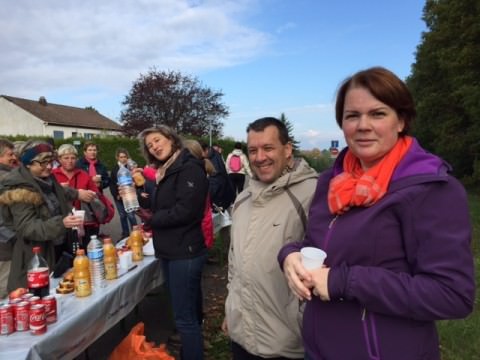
[0,95,122,139]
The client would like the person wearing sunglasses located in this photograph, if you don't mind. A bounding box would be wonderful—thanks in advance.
[0,140,95,292]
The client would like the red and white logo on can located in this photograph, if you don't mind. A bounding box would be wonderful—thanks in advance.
[14,301,30,332]
[29,304,47,335]
[42,295,57,324]
[0,304,14,335]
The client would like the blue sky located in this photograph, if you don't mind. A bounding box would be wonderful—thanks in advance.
[0,0,426,150]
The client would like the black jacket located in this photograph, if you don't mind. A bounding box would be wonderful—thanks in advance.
[140,149,208,260]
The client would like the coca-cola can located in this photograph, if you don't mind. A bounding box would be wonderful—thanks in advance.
[14,301,30,332]
[8,297,22,305]
[29,296,42,306]
[41,295,57,324]
[0,304,14,335]
[29,304,47,335]
[21,293,34,301]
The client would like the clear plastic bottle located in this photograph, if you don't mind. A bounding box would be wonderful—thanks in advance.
[27,247,50,298]
[127,159,145,187]
[103,237,117,280]
[130,226,144,262]
[117,165,140,213]
[86,235,105,289]
[73,249,91,297]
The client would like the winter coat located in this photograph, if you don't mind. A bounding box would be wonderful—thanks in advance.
[207,149,235,209]
[0,166,72,291]
[139,149,209,260]
[0,164,14,261]
[76,157,110,190]
[278,139,475,360]
[226,149,252,177]
[225,158,318,358]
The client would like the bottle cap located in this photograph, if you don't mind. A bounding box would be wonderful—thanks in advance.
[103,238,113,244]
[76,249,85,256]
[32,246,41,254]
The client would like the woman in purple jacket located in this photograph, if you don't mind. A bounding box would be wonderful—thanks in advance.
[278,67,475,360]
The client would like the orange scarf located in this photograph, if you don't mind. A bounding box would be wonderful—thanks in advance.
[328,136,413,214]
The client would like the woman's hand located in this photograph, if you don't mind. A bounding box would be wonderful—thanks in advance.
[78,189,96,203]
[283,252,314,301]
[62,214,84,229]
[305,267,331,302]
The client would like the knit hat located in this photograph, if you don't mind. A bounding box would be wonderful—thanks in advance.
[20,142,53,165]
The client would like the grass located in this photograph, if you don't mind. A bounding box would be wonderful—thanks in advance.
[206,193,480,359]
[437,190,480,359]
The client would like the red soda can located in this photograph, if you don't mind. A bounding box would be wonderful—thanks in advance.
[29,304,47,335]
[21,293,34,301]
[9,297,22,305]
[15,301,30,331]
[29,296,42,306]
[41,296,57,324]
[0,304,14,335]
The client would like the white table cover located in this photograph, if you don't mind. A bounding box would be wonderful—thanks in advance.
[0,256,163,360]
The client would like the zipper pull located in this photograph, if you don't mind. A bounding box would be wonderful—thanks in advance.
[361,308,366,321]
[328,215,338,228]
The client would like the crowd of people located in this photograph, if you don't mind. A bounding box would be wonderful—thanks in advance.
[0,66,475,360]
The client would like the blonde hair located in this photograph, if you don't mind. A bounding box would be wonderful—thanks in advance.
[183,139,216,176]
[57,143,78,157]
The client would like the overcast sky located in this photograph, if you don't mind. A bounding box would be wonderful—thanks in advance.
[0,0,426,150]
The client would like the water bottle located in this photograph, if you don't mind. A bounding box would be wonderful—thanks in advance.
[87,235,105,289]
[117,165,140,213]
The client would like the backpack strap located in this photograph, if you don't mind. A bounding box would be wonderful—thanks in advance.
[285,187,307,232]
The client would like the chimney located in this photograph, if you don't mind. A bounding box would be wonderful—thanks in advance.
[38,96,47,106]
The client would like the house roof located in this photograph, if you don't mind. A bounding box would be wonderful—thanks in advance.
[1,95,122,131]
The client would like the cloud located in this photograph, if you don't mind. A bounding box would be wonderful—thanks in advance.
[276,22,296,34]
[0,0,270,99]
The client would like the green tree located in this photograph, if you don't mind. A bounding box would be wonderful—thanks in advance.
[406,0,480,179]
[120,69,229,137]
[279,113,300,152]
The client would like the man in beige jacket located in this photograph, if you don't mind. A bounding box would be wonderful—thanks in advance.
[222,117,318,359]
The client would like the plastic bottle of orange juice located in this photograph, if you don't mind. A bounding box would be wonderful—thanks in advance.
[103,237,118,280]
[74,249,91,297]
[130,226,144,262]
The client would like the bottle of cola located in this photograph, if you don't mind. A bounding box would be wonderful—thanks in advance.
[27,246,50,298]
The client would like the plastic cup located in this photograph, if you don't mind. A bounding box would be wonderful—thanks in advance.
[73,209,85,222]
[119,251,133,269]
[301,247,327,270]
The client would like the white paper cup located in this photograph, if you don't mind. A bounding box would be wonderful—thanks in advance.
[301,247,327,270]
[73,209,85,222]
[119,251,133,269]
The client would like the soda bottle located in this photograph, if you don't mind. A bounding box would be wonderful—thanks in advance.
[117,165,140,213]
[103,238,117,280]
[87,235,105,289]
[73,249,91,297]
[130,226,144,262]
[27,247,50,298]
[127,159,145,187]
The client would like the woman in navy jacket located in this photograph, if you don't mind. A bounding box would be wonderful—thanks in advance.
[279,67,475,359]
[137,126,208,360]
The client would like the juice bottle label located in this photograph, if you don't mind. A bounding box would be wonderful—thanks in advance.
[74,277,91,297]
[104,261,117,280]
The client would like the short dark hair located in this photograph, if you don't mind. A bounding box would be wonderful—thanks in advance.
[0,139,14,157]
[234,142,242,149]
[335,67,415,136]
[83,141,98,151]
[246,117,290,145]
[115,147,130,158]
[138,126,183,166]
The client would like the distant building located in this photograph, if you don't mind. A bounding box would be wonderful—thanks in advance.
[0,95,122,139]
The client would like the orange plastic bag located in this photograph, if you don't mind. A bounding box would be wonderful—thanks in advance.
[109,322,174,360]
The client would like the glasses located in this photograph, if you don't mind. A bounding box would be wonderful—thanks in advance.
[32,159,54,168]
